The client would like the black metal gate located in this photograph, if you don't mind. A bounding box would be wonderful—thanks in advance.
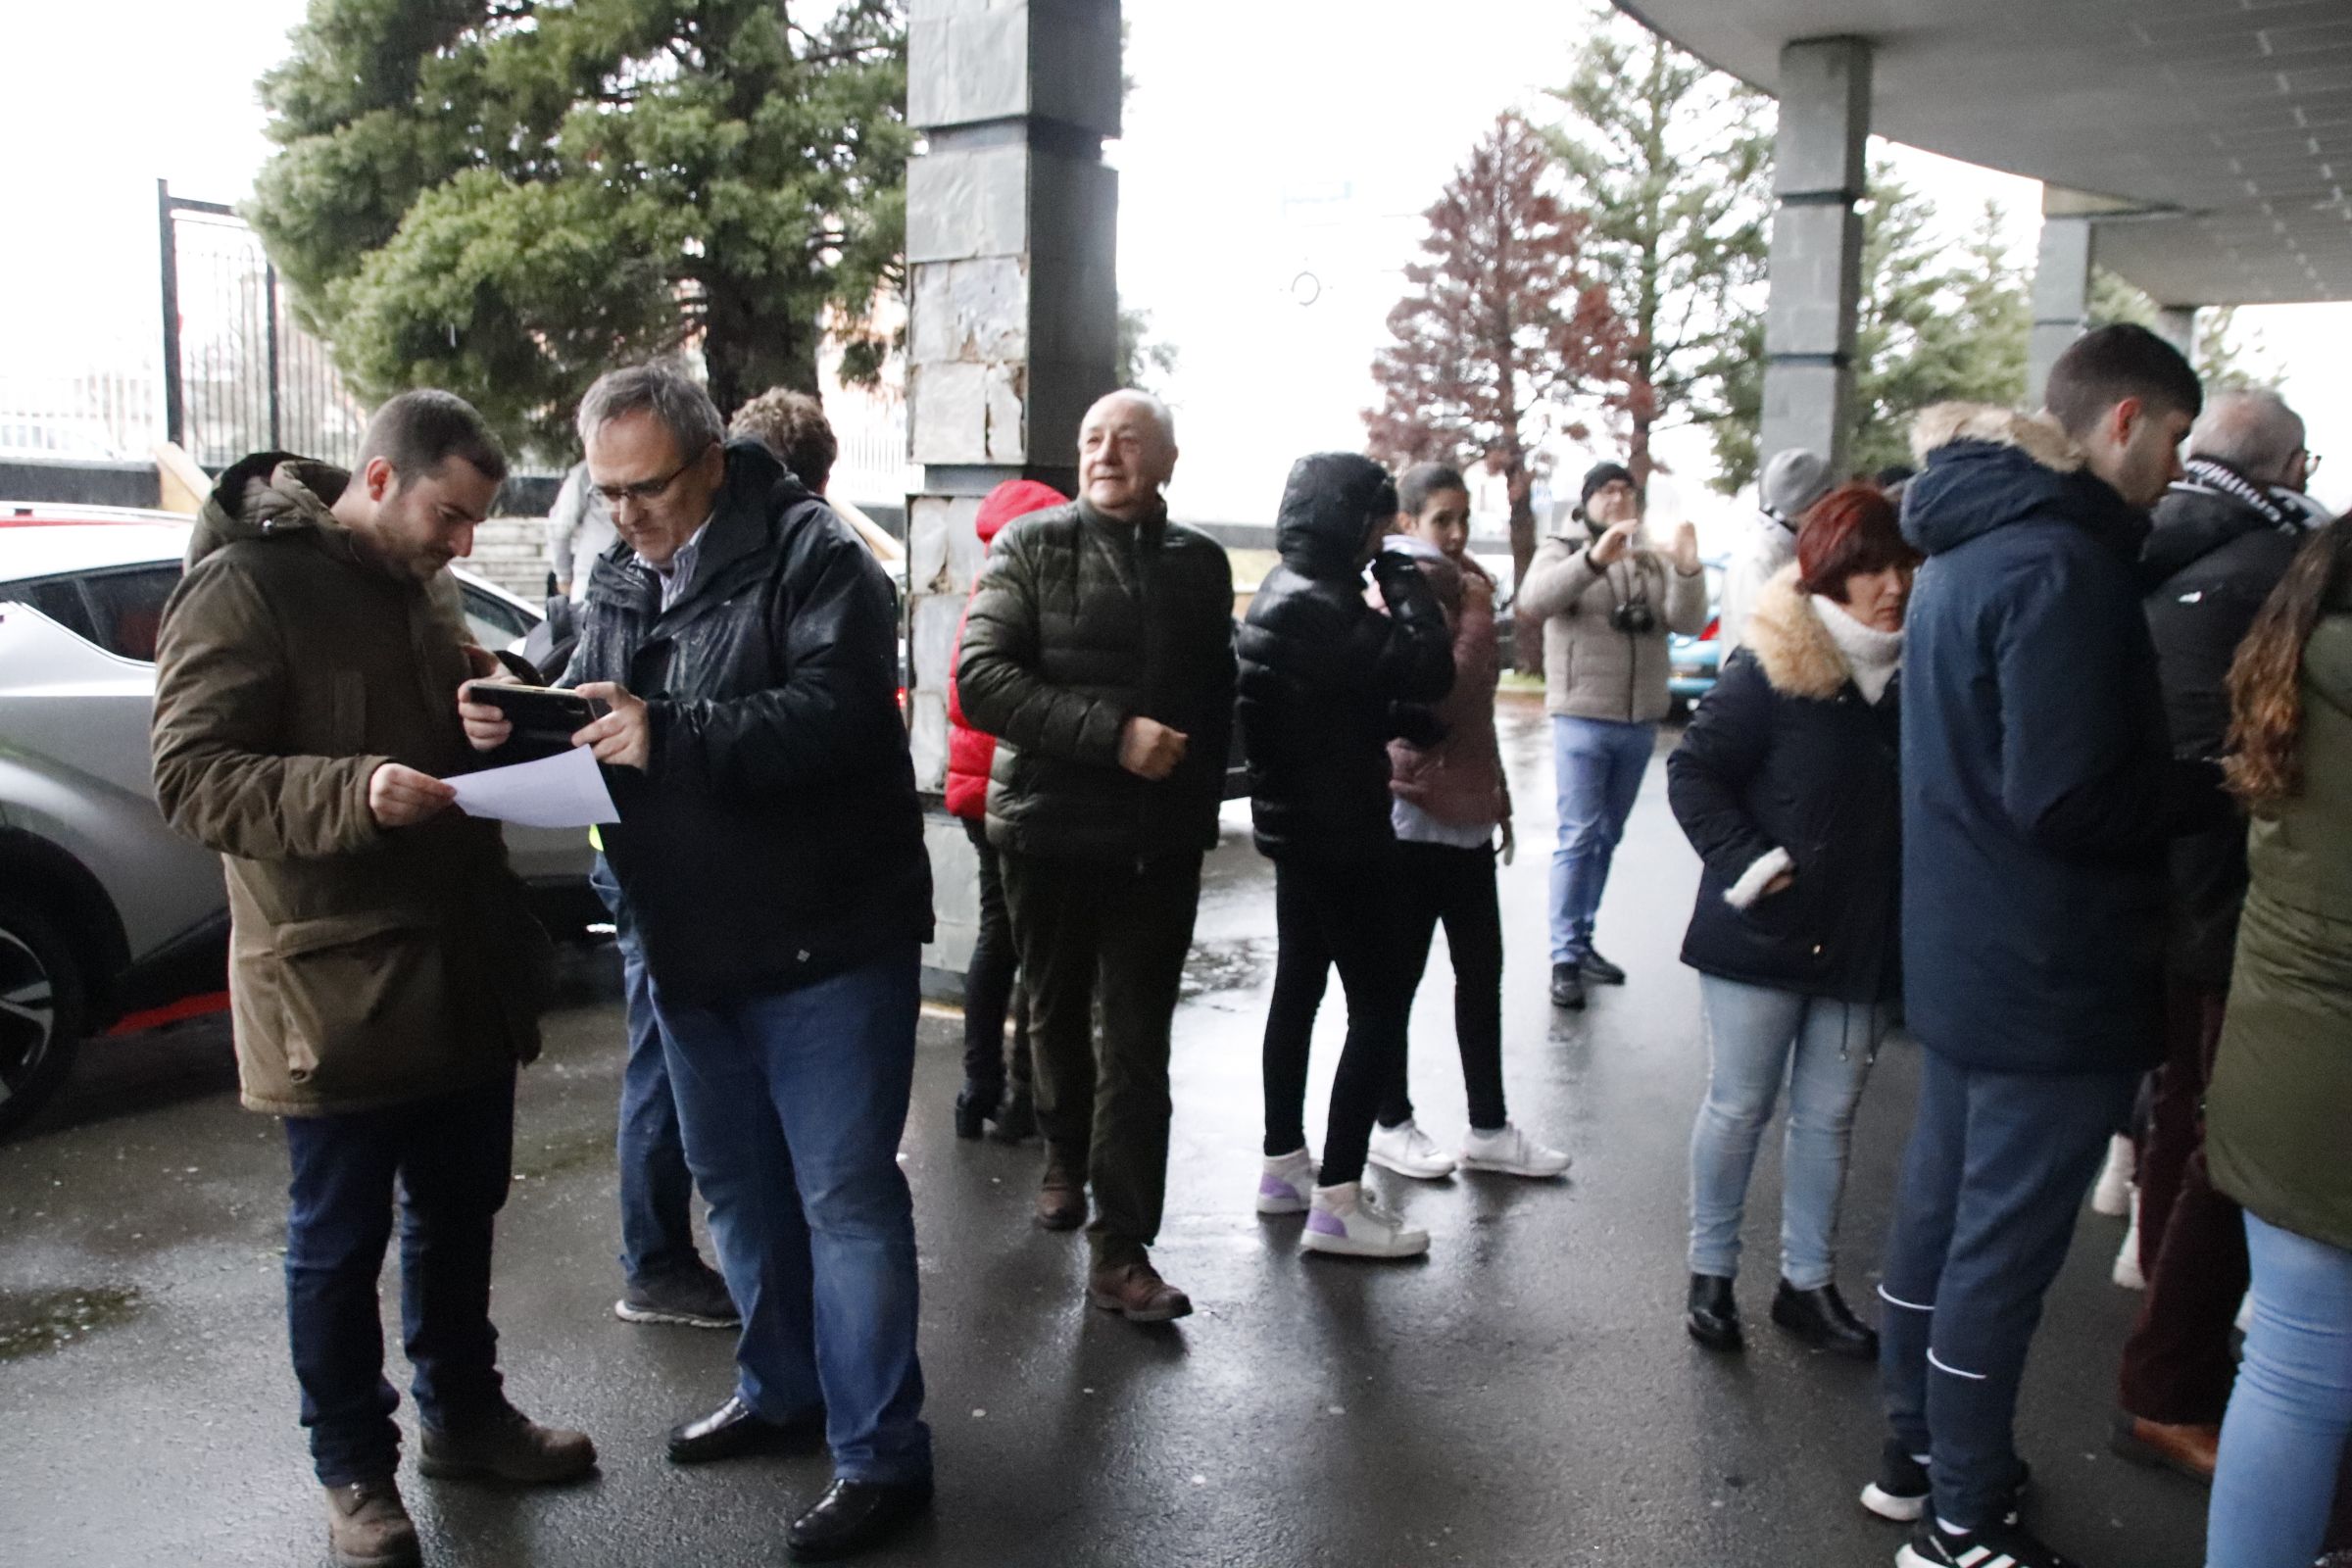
[158,179,368,470]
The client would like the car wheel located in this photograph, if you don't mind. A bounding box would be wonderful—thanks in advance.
[0,903,85,1139]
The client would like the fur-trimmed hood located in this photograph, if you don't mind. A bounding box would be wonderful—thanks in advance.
[1902,401,2144,564]
[1743,564,1852,700]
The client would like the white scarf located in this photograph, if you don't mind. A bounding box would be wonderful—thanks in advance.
[1811,595,1903,705]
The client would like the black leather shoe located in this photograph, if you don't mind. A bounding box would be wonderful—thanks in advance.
[665,1396,822,1464]
[1771,1279,1880,1359]
[1549,961,1587,1009]
[952,1082,998,1141]
[1579,950,1628,985]
[786,1476,934,1561]
[1686,1273,1742,1351]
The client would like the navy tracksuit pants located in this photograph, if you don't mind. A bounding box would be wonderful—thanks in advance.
[1879,1049,2138,1528]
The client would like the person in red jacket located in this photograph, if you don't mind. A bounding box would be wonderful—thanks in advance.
[948,479,1068,1138]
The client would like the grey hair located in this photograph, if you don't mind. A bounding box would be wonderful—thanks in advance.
[1088,388,1176,446]
[576,362,724,457]
[2189,388,2305,485]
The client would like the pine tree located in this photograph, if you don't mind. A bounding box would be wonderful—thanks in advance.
[248,0,909,454]
[1542,11,1771,493]
[1364,112,1631,667]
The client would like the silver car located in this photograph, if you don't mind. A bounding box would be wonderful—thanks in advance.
[0,505,595,1137]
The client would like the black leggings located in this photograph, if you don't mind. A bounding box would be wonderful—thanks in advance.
[1260,854,1411,1186]
[960,820,1031,1094]
[1381,840,1506,1133]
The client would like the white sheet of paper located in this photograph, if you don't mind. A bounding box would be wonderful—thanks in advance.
[444,745,618,828]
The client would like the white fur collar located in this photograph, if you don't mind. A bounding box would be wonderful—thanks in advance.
[1910,402,2085,473]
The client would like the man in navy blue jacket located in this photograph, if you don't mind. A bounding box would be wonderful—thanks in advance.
[1864,326,2208,1568]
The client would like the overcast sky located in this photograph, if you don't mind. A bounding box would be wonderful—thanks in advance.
[6,0,2347,529]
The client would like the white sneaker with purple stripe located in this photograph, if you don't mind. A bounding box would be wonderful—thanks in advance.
[1300,1181,1429,1259]
[1257,1149,1314,1215]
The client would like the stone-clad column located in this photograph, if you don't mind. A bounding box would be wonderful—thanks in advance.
[903,0,1122,986]
[1760,36,1871,476]
[2027,214,2095,408]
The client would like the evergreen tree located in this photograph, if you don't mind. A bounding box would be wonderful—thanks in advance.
[248,0,909,454]
[1543,10,1771,493]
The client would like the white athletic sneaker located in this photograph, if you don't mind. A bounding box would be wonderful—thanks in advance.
[2113,1190,2146,1290]
[1366,1119,1457,1180]
[1300,1181,1430,1259]
[1256,1149,1315,1215]
[2090,1133,2135,1217]
[1458,1123,1572,1178]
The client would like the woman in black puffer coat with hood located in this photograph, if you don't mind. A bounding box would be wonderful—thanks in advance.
[1240,452,1454,1260]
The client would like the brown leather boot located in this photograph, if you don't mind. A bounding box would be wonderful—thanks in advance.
[1088,1254,1193,1323]
[2110,1412,2220,1481]
[419,1402,597,1485]
[322,1477,419,1568]
[1035,1156,1087,1231]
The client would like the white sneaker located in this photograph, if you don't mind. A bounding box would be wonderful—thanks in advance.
[1300,1181,1430,1259]
[1458,1123,1571,1178]
[2113,1190,2146,1290]
[2090,1133,2135,1217]
[1367,1119,1457,1180]
[1257,1149,1315,1215]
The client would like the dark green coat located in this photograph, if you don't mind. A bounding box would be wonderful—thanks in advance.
[2208,608,2352,1253]
[956,499,1236,863]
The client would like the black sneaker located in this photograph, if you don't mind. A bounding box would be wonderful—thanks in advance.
[1549,961,1587,1009]
[1861,1439,2031,1527]
[1579,950,1628,985]
[1898,1517,2080,1568]
[614,1263,740,1329]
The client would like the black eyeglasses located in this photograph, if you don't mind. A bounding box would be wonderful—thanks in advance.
[594,444,714,508]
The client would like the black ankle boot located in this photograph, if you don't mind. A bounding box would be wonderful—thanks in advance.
[1686,1273,1742,1351]
[952,1082,1000,1141]
[989,1084,1037,1144]
[1770,1279,1880,1359]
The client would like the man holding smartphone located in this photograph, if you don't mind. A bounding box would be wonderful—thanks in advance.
[461,363,934,1563]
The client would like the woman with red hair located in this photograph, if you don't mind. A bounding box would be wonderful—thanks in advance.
[1665,483,1919,1361]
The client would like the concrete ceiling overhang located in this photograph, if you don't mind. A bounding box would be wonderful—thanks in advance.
[1614,0,2352,307]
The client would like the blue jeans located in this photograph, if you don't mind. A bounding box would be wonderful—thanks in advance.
[283,1073,515,1485]
[1549,715,1655,964]
[1878,1053,2137,1529]
[649,945,931,1486]
[2207,1211,2352,1568]
[590,856,704,1285]
[1688,975,1883,1291]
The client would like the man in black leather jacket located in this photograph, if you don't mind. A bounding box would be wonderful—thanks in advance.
[1238,452,1454,1260]
[461,364,934,1561]
[956,389,1236,1325]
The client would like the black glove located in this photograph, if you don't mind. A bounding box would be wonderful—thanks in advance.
[1369,550,1424,607]
[1391,703,1448,749]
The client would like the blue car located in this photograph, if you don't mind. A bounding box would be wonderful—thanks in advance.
[1667,560,1727,716]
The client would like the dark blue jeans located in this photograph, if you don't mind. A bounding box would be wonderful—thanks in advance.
[649,944,931,1486]
[1878,1051,2136,1528]
[283,1072,515,1486]
[591,855,703,1284]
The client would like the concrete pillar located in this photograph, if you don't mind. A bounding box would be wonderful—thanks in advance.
[2155,304,2199,363]
[903,0,1122,988]
[1760,36,1871,477]
[2027,215,2095,408]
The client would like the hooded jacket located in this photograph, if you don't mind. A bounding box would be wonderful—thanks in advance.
[945,480,1067,823]
[151,453,552,1115]
[1237,453,1454,862]
[1514,518,1710,724]
[1667,565,1902,1004]
[956,497,1236,863]
[1897,404,2211,1075]
[562,438,933,1004]
[2142,473,2307,988]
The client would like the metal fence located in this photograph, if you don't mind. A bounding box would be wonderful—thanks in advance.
[159,181,369,470]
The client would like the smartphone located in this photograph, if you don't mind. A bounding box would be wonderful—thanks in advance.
[472,684,609,755]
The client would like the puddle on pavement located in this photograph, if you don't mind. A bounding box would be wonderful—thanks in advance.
[1181,938,1270,1003]
[0,1284,146,1360]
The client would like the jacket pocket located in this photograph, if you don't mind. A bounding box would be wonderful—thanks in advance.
[271,908,448,1094]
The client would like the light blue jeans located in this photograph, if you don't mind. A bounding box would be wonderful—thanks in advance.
[1688,974,1883,1290]
[1549,714,1656,964]
[2207,1210,2352,1568]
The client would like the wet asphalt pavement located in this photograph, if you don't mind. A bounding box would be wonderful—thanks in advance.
[0,704,2212,1568]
